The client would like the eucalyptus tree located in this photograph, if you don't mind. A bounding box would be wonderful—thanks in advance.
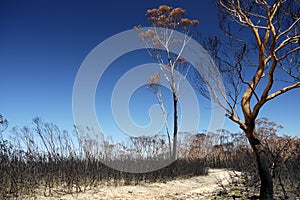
[197,0,300,198]
[137,5,199,159]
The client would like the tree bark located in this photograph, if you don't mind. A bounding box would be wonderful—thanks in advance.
[172,92,178,160]
[246,128,274,200]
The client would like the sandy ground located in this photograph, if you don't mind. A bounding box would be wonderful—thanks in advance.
[24,169,236,200]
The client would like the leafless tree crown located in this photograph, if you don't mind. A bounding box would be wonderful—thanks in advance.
[199,0,299,131]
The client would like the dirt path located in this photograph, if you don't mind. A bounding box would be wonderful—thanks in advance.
[26,169,235,200]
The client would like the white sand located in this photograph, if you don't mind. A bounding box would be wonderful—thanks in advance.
[23,169,236,200]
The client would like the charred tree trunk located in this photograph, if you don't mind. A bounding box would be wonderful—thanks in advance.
[246,128,274,200]
[172,92,178,160]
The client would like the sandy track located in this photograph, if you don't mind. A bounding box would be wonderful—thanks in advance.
[25,169,234,200]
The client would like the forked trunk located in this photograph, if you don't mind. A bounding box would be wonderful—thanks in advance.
[246,129,274,200]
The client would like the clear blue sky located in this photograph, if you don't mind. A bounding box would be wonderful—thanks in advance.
[1,0,299,142]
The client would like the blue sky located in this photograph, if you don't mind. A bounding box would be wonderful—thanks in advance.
[1,0,299,142]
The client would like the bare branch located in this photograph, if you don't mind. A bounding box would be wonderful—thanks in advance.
[266,81,300,101]
[275,35,300,54]
[277,18,300,39]
[278,46,300,61]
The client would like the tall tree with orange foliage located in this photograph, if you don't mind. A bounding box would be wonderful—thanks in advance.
[137,5,198,159]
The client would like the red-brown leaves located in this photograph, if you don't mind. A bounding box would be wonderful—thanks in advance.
[147,72,161,89]
[145,5,198,31]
